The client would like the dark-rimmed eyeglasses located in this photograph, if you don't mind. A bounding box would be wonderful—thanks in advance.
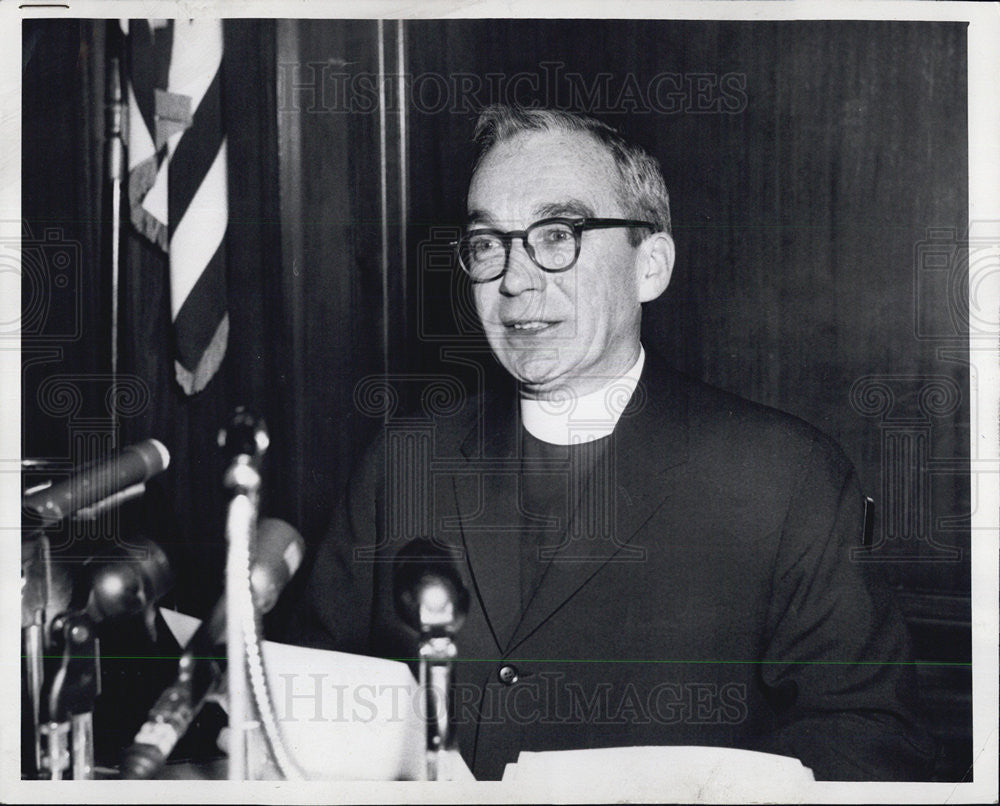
[453,217,655,283]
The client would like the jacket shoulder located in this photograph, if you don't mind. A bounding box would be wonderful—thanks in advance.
[649,356,855,479]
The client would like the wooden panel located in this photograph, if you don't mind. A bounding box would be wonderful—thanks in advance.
[274,20,387,543]
[22,20,109,461]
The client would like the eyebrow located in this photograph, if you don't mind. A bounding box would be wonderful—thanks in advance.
[465,199,597,228]
[534,199,596,219]
[466,208,493,226]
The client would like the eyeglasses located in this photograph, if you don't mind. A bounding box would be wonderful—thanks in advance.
[454,217,655,283]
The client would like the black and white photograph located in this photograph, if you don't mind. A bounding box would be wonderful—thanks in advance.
[4,1,998,802]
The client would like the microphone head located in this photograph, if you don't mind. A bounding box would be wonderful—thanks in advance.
[87,538,173,622]
[217,407,269,463]
[393,539,469,636]
[250,518,305,614]
[126,438,170,474]
[142,439,171,473]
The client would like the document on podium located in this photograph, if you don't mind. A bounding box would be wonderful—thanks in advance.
[159,608,475,781]
[501,745,814,799]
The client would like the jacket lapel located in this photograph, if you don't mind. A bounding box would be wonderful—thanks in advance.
[451,355,690,657]
[452,389,523,654]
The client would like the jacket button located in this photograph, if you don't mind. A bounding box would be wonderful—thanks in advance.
[497,664,519,685]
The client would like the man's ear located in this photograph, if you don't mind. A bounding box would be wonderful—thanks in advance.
[635,232,675,303]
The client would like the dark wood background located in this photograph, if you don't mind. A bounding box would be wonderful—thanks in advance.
[21,18,971,778]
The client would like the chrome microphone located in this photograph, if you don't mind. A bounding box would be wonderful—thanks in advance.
[23,439,170,526]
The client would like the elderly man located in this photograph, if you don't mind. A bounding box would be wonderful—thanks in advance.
[288,105,934,781]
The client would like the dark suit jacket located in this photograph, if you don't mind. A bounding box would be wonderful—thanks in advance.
[287,352,935,781]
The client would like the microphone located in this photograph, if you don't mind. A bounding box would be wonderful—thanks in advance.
[120,519,304,779]
[23,439,170,526]
[393,538,469,637]
[87,538,174,623]
[392,539,469,781]
[249,519,305,614]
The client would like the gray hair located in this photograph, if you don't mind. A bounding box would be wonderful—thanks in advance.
[472,105,672,245]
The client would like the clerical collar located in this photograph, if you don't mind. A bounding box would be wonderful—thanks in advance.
[520,347,646,445]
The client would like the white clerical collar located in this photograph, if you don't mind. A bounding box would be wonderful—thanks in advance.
[521,347,646,445]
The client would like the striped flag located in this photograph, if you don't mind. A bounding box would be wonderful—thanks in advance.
[123,19,229,395]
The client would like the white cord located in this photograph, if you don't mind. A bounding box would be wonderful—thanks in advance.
[225,457,305,780]
[241,576,305,780]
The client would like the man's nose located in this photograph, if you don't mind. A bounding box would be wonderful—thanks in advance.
[498,238,542,296]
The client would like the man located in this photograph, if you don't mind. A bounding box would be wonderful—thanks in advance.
[288,105,935,781]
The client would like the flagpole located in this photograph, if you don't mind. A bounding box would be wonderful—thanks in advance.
[106,52,125,443]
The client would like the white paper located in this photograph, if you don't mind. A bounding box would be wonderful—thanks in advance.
[502,745,814,800]
[159,608,435,780]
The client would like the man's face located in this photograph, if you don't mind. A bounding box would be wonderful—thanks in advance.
[467,129,644,399]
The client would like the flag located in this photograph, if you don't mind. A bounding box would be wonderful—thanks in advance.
[123,18,229,395]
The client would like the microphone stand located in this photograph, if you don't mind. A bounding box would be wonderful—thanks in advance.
[419,630,458,781]
[22,486,141,778]
[38,611,101,779]
[22,533,50,775]
[392,539,469,781]
[105,52,124,387]
[218,410,268,781]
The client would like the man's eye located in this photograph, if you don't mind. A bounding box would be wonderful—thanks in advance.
[536,226,573,244]
[469,236,501,257]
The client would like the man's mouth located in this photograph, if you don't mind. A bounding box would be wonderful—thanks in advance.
[505,320,557,333]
